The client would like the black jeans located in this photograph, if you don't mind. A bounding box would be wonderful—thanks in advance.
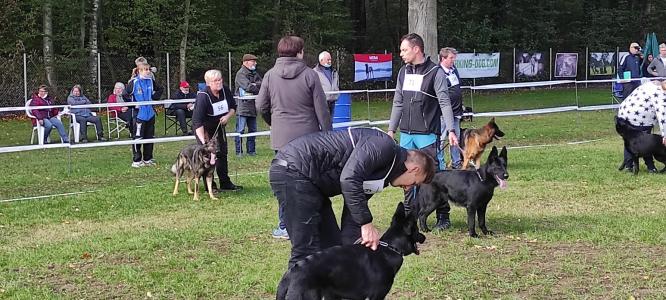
[269,164,360,268]
[132,116,155,162]
[170,108,192,133]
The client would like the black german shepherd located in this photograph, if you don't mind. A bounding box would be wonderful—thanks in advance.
[171,134,219,201]
[276,202,426,300]
[615,117,666,174]
[416,146,508,237]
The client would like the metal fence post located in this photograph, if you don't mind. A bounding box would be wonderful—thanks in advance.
[166,52,171,99]
[228,52,232,91]
[585,47,588,88]
[23,53,27,101]
[97,52,101,103]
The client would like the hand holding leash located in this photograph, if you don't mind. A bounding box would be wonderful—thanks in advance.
[387,130,395,140]
[663,137,666,147]
[448,131,459,146]
[361,223,380,251]
[219,115,230,125]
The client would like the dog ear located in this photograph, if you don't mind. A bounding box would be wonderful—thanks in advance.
[488,146,498,159]
[500,146,507,161]
[489,117,495,124]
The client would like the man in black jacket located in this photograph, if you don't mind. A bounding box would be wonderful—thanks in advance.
[168,81,196,135]
[270,128,436,268]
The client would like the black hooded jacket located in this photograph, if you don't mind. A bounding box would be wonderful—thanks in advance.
[276,128,408,225]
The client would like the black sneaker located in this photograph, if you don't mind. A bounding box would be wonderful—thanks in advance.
[219,183,243,191]
[98,136,107,141]
[648,168,659,174]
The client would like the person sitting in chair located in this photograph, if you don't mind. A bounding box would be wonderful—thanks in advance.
[30,85,69,144]
[169,81,196,135]
[67,84,106,142]
[106,82,133,135]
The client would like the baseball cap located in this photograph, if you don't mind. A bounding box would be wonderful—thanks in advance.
[179,81,190,88]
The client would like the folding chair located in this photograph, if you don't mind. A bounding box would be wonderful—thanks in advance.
[25,99,63,145]
[108,110,130,139]
[68,112,99,142]
[164,102,193,135]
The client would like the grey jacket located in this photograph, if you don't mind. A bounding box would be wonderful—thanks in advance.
[647,57,666,77]
[235,66,263,116]
[67,85,94,117]
[312,64,340,102]
[256,57,332,150]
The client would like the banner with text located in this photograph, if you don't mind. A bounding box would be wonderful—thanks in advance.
[456,52,501,78]
[354,54,392,82]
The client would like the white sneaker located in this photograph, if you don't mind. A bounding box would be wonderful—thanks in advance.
[143,159,156,166]
[131,161,144,168]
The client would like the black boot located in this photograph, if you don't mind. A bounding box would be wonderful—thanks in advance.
[433,213,451,231]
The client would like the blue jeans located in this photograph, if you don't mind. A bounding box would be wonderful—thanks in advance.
[438,117,462,170]
[42,117,69,143]
[235,116,257,154]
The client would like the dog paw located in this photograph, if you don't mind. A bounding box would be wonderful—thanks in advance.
[172,192,178,196]
[187,191,194,195]
[209,196,219,200]
[483,230,495,236]
[469,233,480,238]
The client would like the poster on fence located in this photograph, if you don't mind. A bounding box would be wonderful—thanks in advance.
[589,52,616,76]
[515,51,547,80]
[554,53,578,77]
[456,53,500,78]
[353,54,392,82]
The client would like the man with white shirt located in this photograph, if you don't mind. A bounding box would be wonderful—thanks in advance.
[438,47,464,171]
[647,43,666,77]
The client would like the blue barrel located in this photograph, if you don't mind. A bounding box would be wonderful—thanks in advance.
[333,93,352,131]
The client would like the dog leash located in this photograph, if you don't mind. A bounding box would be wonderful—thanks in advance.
[352,238,404,256]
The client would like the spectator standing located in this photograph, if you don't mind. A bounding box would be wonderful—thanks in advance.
[126,63,163,168]
[256,35,332,240]
[312,51,340,115]
[234,54,263,156]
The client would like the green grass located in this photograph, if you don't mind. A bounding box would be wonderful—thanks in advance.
[1,88,665,299]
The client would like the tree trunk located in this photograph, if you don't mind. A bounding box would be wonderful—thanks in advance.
[271,0,282,47]
[408,0,438,60]
[79,0,86,49]
[179,0,191,82]
[43,0,56,87]
[89,0,99,96]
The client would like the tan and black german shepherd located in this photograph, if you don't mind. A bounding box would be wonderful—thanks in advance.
[171,135,218,201]
[460,117,505,170]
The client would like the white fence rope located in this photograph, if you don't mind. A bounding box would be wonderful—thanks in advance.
[0,77,632,154]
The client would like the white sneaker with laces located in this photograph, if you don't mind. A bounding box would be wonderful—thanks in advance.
[131,161,144,168]
[143,159,156,166]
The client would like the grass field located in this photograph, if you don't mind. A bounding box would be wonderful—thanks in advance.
[1,88,665,299]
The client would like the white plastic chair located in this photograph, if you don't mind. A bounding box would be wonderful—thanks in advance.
[25,99,63,145]
[68,111,98,142]
[107,109,130,139]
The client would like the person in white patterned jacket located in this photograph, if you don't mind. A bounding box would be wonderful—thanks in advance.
[616,80,666,173]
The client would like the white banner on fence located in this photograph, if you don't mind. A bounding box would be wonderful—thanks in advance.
[456,53,501,78]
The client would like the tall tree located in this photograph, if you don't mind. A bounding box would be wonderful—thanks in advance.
[79,0,86,49]
[43,0,56,87]
[408,0,437,59]
[179,0,191,81]
[88,0,99,97]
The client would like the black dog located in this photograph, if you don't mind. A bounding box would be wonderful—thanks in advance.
[416,146,508,237]
[615,117,666,174]
[276,202,426,300]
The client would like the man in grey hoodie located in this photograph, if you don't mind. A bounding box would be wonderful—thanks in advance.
[67,84,106,142]
[256,35,332,240]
